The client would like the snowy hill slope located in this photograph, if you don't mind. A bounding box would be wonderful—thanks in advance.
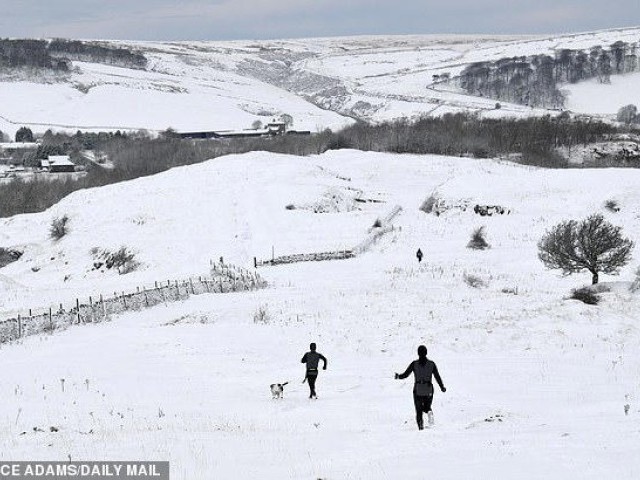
[1,27,640,136]
[1,151,640,478]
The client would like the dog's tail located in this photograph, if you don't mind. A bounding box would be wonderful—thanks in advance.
[282,382,289,386]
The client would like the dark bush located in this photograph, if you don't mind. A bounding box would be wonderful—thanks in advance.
[604,199,620,212]
[0,248,23,268]
[93,247,140,274]
[50,215,69,240]
[570,287,600,305]
[467,226,490,250]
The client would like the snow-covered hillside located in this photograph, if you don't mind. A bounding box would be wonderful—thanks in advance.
[1,27,640,137]
[1,150,640,479]
[565,71,640,114]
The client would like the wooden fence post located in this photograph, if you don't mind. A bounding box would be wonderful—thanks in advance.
[122,292,127,309]
[49,307,53,331]
[76,298,81,324]
[189,278,195,295]
[17,315,21,338]
[144,289,149,307]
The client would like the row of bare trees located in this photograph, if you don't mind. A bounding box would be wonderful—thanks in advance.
[0,38,147,73]
[457,41,639,108]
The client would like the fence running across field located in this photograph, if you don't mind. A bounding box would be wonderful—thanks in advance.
[255,250,355,267]
[255,205,403,267]
[0,261,266,344]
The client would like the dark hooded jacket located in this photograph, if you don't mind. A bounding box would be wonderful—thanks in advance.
[398,357,444,395]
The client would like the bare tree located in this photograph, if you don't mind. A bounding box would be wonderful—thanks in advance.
[538,213,634,284]
[280,113,294,128]
[616,104,638,124]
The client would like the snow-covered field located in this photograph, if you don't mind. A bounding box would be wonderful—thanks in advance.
[1,150,640,479]
[565,71,640,115]
[1,27,640,137]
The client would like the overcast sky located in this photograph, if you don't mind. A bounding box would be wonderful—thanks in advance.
[0,0,638,41]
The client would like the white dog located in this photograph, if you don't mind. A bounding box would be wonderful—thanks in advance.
[270,382,288,399]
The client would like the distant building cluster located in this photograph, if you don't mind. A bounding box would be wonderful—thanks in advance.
[178,120,311,140]
[0,142,76,178]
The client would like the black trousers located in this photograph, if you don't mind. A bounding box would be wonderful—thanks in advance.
[413,393,434,428]
[307,373,318,397]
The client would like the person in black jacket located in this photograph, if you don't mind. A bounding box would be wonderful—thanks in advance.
[301,343,327,399]
[395,345,446,430]
[416,248,423,263]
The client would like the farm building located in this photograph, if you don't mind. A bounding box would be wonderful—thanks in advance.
[43,155,76,173]
[178,120,309,139]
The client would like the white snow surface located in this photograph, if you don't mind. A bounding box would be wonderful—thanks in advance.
[1,150,640,479]
[565,71,640,114]
[1,27,640,136]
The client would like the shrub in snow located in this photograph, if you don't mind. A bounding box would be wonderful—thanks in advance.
[285,204,296,210]
[420,193,439,214]
[49,215,69,240]
[463,272,487,288]
[253,306,271,324]
[501,286,519,295]
[467,226,490,250]
[570,287,600,305]
[92,247,140,275]
[604,199,620,213]
[371,218,382,228]
[538,213,634,285]
[0,248,22,268]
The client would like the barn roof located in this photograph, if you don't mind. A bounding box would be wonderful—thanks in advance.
[47,155,75,166]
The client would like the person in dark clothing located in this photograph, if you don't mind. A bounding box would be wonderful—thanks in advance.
[416,248,423,263]
[395,345,446,430]
[301,343,327,399]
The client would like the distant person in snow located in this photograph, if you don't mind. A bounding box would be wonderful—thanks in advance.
[301,343,327,399]
[416,248,423,263]
[395,345,446,430]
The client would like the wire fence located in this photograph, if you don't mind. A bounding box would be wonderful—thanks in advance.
[0,261,266,344]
